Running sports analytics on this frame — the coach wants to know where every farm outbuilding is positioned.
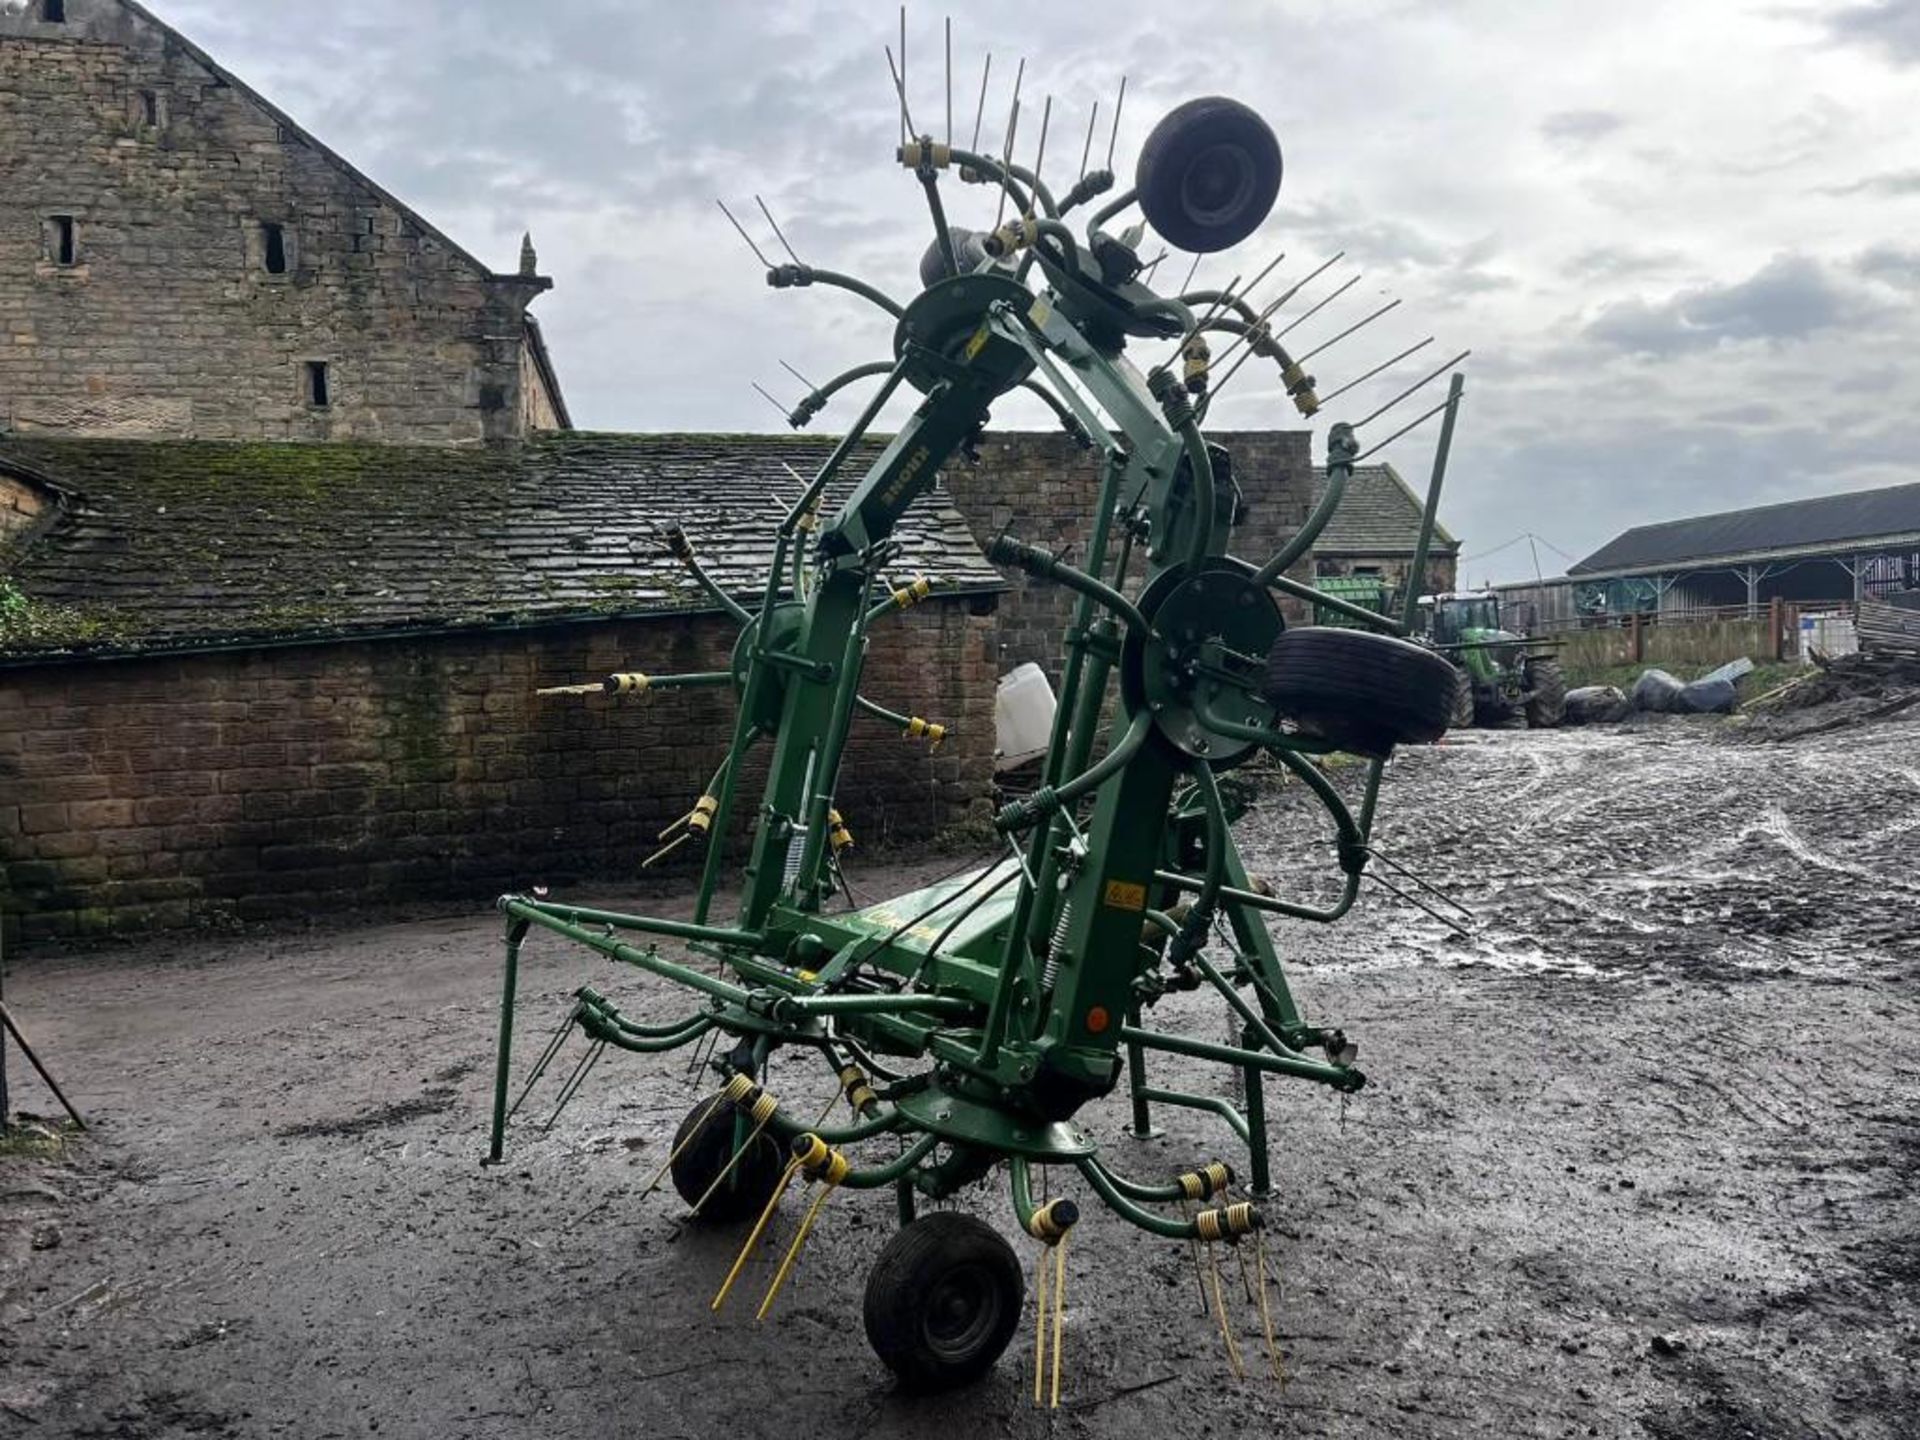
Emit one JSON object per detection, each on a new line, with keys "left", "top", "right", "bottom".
{"left": 0, "top": 428, "right": 1318, "bottom": 943}
{"left": 1498, "top": 478, "right": 1920, "bottom": 628}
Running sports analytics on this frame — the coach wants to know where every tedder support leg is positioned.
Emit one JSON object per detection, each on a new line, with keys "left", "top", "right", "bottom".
{"left": 1124, "top": 1003, "right": 1161, "bottom": 1139}
{"left": 488, "top": 918, "right": 531, "bottom": 1164}
{"left": 1242, "top": 1021, "right": 1271, "bottom": 1196}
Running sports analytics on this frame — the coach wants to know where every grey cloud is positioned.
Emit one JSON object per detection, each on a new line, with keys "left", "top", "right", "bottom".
{"left": 1827, "top": 0, "right": 1920, "bottom": 65}
{"left": 1855, "top": 243, "right": 1920, "bottom": 288}
{"left": 1585, "top": 256, "right": 1865, "bottom": 355}
{"left": 1822, "top": 168, "right": 1920, "bottom": 196}
{"left": 1567, "top": 246, "right": 1685, "bottom": 280}
{"left": 1539, "top": 110, "right": 1625, "bottom": 147}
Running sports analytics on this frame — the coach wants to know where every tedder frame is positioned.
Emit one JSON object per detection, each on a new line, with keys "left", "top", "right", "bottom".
{"left": 484, "top": 57, "right": 1468, "bottom": 1393}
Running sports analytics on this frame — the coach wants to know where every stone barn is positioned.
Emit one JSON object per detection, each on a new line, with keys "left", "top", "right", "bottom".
{"left": 0, "top": 0, "right": 566, "bottom": 443}
{"left": 0, "top": 434, "right": 1007, "bottom": 942}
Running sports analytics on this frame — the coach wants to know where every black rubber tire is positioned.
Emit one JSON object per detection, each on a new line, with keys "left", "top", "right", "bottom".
{"left": 667, "top": 1094, "right": 787, "bottom": 1223}
{"left": 1262, "top": 627, "right": 1460, "bottom": 758}
{"left": 1449, "top": 668, "right": 1475, "bottom": 730}
{"left": 1524, "top": 657, "right": 1568, "bottom": 729}
{"left": 1135, "top": 96, "right": 1282, "bottom": 253}
{"left": 863, "top": 1212, "right": 1024, "bottom": 1392}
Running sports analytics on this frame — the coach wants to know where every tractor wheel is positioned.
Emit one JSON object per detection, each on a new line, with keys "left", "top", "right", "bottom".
{"left": 1449, "top": 668, "right": 1475, "bottom": 730}
{"left": 1262, "top": 627, "right": 1460, "bottom": 758}
{"left": 1135, "top": 97, "right": 1283, "bottom": 253}
{"left": 667, "top": 1094, "right": 787, "bottom": 1223}
{"left": 1524, "top": 658, "right": 1568, "bottom": 729}
{"left": 863, "top": 1212, "right": 1024, "bottom": 1391}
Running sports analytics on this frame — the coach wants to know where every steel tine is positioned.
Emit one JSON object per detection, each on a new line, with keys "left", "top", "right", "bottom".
{"left": 751, "top": 382, "right": 793, "bottom": 422}
{"left": 1352, "top": 391, "right": 1466, "bottom": 464}
{"left": 715, "top": 199, "right": 774, "bottom": 269}
{"left": 1352, "top": 351, "right": 1472, "bottom": 429}
{"left": 541, "top": 1037, "right": 607, "bottom": 1132}
{"left": 1365, "top": 871, "right": 1470, "bottom": 938}
{"left": 1367, "top": 844, "right": 1477, "bottom": 919}
{"left": 970, "top": 52, "right": 992, "bottom": 152}
{"left": 1028, "top": 95, "right": 1053, "bottom": 216}
{"left": 1316, "top": 336, "right": 1435, "bottom": 407}
{"left": 1079, "top": 100, "right": 1100, "bottom": 180}
{"left": 1274, "top": 273, "right": 1361, "bottom": 339}
{"left": 1106, "top": 74, "right": 1127, "bottom": 170}
{"left": 1295, "top": 298, "right": 1402, "bottom": 365}
{"left": 884, "top": 44, "right": 918, "bottom": 140}
{"left": 754, "top": 196, "right": 802, "bottom": 265}
{"left": 506, "top": 1002, "right": 583, "bottom": 1123}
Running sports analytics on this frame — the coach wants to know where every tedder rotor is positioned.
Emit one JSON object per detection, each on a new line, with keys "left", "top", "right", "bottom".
{"left": 486, "top": 39, "right": 1469, "bottom": 1398}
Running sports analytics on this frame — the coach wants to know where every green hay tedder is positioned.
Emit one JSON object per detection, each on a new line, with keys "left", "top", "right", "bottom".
{"left": 486, "top": 35, "right": 1468, "bottom": 1396}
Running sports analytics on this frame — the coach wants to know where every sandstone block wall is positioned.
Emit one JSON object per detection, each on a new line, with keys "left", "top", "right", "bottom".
{"left": 0, "top": 0, "right": 551, "bottom": 444}
{"left": 0, "top": 601, "right": 995, "bottom": 942}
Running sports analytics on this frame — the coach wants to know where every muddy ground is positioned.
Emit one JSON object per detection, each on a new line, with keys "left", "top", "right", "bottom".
{"left": 1, "top": 715, "right": 1916, "bottom": 1439}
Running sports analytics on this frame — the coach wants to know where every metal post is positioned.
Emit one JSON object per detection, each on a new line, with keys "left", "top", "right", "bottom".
{"left": 487, "top": 918, "right": 530, "bottom": 1164}
{"left": 1123, "top": 1003, "right": 1159, "bottom": 1138}
{"left": 1241, "top": 1022, "right": 1270, "bottom": 1196}
{"left": 0, "top": 921, "right": 9, "bottom": 1132}
{"left": 1745, "top": 565, "right": 1760, "bottom": 619}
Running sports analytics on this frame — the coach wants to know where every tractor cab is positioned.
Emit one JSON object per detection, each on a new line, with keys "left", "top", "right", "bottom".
{"left": 1417, "top": 592, "right": 1567, "bottom": 728}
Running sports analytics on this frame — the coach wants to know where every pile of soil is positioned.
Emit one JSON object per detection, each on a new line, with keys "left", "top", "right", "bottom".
{"left": 1737, "top": 649, "right": 1920, "bottom": 741}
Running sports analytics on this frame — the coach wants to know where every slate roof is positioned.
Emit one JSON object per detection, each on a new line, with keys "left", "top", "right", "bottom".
{"left": 1569, "top": 480, "right": 1920, "bottom": 576}
{"left": 1310, "top": 464, "right": 1457, "bottom": 555}
{"left": 0, "top": 433, "right": 1003, "bottom": 661}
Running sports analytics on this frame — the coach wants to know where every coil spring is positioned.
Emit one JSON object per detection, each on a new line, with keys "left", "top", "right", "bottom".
{"left": 1039, "top": 900, "right": 1073, "bottom": 995}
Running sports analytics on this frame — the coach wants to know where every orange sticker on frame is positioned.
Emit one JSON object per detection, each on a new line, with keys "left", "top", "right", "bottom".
{"left": 1102, "top": 880, "right": 1147, "bottom": 912}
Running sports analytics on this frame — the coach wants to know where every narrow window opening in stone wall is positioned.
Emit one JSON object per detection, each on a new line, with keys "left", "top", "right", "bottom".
{"left": 138, "top": 90, "right": 159, "bottom": 128}
{"left": 42, "top": 1, "right": 67, "bottom": 22}
{"left": 48, "top": 216, "right": 76, "bottom": 267}
{"left": 305, "top": 361, "right": 331, "bottom": 409}
{"left": 262, "top": 222, "right": 288, "bottom": 275}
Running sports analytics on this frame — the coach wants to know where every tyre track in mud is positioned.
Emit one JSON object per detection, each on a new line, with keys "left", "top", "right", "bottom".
{"left": 0, "top": 719, "right": 1915, "bottom": 1439}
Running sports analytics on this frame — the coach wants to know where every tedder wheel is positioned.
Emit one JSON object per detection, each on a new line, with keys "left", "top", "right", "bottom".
{"left": 1262, "top": 626, "right": 1460, "bottom": 758}
{"left": 1524, "top": 657, "right": 1568, "bottom": 729}
{"left": 1449, "top": 667, "right": 1476, "bottom": 730}
{"left": 667, "top": 1094, "right": 787, "bottom": 1223}
{"left": 1135, "top": 96, "right": 1283, "bottom": 253}
{"left": 863, "top": 1212, "right": 1024, "bottom": 1391}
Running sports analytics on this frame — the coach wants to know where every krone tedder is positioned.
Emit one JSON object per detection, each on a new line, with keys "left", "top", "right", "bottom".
{"left": 487, "top": 47, "right": 1467, "bottom": 1396}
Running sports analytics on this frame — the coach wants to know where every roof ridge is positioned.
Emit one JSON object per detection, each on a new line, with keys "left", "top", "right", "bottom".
{"left": 110, "top": 0, "right": 506, "bottom": 282}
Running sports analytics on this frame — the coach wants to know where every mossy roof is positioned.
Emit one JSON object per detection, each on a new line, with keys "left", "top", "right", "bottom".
{"left": 0, "top": 433, "right": 1003, "bottom": 661}
{"left": 1309, "top": 464, "right": 1459, "bottom": 556}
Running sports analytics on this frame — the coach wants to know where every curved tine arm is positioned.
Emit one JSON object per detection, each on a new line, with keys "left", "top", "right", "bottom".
{"left": 681, "top": 550, "right": 753, "bottom": 626}
{"left": 945, "top": 147, "right": 1044, "bottom": 218}
{"left": 1180, "top": 288, "right": 1262, "bottom": 327}
{"left": 1085, "top": 186, "right": 1139, "bottom": 237}
{"left": 1253, "top": 423, "right": 1357, "bottom": 587}
{"left": 987, "top": 534, "right": 1148, "bottom": 637}
{"left": 837, "top": 1132, "right": 942, "bottom": 1190}
{"left": 798, "top": 360, "right": 899, "bottom": 427}
{"left": 768, "top": 265, "right": 907, "bottom": 321}
{"left": 1075, "top": 1156, "right": 1201, "bottom": 1239}
{"left": 1017, "top": 376, "right": 1092, "bottom": 443}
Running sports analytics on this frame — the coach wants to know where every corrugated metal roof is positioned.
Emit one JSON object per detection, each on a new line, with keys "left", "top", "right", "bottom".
{"left": 0, "top": 433, "right": 1003, "bottom": 660}
{"left": 1570, "top": 480, "right": 1920, "bottom": 576}
{"left": 1309, "top": 464, "right": 1457, "bottom": 555}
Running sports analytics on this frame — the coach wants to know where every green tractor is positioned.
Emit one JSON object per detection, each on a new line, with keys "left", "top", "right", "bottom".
{"left": 1419, "top": 591, "right": 1566, "bottom": 729}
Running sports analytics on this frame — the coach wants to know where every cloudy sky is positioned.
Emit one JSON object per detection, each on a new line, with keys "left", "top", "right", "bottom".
{"left": 154, "top": 0, "right": 1919, "bottom": 582}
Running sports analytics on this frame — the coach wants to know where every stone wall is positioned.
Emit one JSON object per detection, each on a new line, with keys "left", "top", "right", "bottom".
{"left": 0, "top": 0, "right": 553, "bottom": 444}
{"left": 941, "top": 430, "right": 1317, "bottom": 681}
{"left": 0, "top": 600, "right": 996, "bottom": 943}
